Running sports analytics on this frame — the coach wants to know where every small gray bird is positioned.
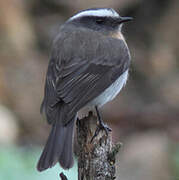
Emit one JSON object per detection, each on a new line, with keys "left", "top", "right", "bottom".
{"left": 37, "top": 8, "right": 132, "bottom": 171}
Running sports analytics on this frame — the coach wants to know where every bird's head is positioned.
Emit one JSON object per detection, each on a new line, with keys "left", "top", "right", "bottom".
{"left": 66, "top": 8, "right": 132, "bottom": 36}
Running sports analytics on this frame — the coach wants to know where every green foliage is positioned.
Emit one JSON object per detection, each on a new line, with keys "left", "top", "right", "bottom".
{"left": 0, "top": 146, "right": 77, "bottom": 180}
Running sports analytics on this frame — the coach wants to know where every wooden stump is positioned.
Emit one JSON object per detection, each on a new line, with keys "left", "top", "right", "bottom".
{"left": 76, "top": 111, "right": 121, "bottom": 180}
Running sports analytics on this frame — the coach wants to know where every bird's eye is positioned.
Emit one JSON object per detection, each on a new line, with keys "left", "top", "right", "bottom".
{"left": 95, "top": 18, "right": 105, "bottom": 24}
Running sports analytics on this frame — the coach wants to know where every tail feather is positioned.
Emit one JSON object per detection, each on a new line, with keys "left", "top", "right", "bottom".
{"left": 37, "top": 116, "right": 75, "bottom": 171}
{"left": 59, "top": 119, "right": 74, "bottom": 169}
{"left": 39, "top": 125, "right": 58, "bottom": 169}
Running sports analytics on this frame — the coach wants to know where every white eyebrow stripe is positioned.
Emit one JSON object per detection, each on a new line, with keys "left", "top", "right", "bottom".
{"left": 69, "top": 9, "right": 119, "bottom": 20}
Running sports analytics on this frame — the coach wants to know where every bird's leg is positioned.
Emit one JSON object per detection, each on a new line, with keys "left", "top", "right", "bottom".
{"left": 95, "top": 106, "right": 112, "bottom": 133}
{"left": 91, "top": 106, "right": 112, "bottom": 142}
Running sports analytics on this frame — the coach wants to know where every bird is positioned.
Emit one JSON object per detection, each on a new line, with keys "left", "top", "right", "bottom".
{"left": 37, "top": 8, "right": 132, "bottom": 172}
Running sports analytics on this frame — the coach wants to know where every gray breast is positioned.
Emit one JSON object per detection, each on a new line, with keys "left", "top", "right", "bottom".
{"left": 87, "top": 70, "right": 128, "bottom": 107}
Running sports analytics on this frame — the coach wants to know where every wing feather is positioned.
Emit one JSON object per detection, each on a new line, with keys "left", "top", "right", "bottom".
{"left": 42, "top": 28, "right": 131, "bottom": 125}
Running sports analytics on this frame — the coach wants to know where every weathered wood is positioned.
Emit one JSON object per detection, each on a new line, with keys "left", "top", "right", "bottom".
{"left": 76, "top": 111, "right": 121, "bottom": 180}
{"left": 59, "top": 172, "right": 68, "bottom": 180}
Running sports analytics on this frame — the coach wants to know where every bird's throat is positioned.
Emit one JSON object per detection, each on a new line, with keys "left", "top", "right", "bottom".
{"left": 111, "top": 31, "right": 125, "bottom": 41}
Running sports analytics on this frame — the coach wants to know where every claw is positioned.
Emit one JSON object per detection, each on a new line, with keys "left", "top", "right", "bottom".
{"left": 90, "top": 123, "right": 111, "bottom": 143}
{"left": 90, "top": 106, "right": 112, "bottom": 143}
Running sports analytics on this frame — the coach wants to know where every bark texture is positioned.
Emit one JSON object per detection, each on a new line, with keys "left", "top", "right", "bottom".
{"left": 76, "top": 111, "right": 121, "bottom": 180}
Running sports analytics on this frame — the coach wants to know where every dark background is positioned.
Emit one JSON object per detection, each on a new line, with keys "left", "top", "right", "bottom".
{"left": 0, "top": 0, "right": 178, "bottom": 179}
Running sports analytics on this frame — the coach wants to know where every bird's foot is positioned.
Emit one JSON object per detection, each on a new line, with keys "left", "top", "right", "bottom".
{"left": 90, "top": 120, "right": 111, "bottom": 143}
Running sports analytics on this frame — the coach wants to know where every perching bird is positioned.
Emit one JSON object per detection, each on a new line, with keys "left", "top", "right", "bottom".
{"left": 37, "top": 8, "right": 132, "bottom": 172}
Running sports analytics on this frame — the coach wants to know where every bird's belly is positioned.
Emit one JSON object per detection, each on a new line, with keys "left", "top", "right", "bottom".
{"left": 88, "top": 70, "right": 128, "bottom": 107}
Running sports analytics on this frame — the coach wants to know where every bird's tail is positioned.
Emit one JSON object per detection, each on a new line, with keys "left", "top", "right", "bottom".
{"left": 37, "top": 116, "right": 75, "bottom": 171}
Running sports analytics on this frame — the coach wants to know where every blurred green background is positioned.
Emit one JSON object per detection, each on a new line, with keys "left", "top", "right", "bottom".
{"left": 0, "top": 0, "right": 179, "bottom": 179}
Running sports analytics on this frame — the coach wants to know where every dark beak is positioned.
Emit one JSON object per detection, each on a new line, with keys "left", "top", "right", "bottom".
{"left": 119, "top": 16, "right": 133, "bottom": 24}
